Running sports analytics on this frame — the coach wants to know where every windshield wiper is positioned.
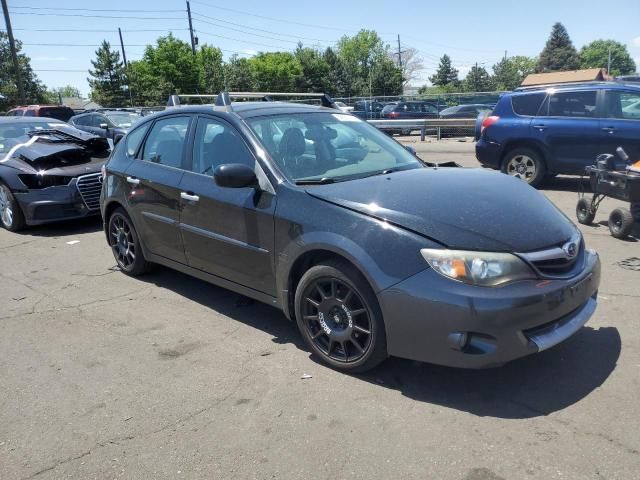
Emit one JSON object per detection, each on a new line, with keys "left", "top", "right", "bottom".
{"left": 295, "top": 177, "right": 335, "bottom": 185}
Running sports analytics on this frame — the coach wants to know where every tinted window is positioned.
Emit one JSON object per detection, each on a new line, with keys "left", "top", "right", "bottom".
{"left": 511, "top": 93, "right": 545, "bottom": 116}
{"left": 381, "top": 104, "right": 396, "bottom": 113}
{"left": 604, "top": 90, "right": 640, "bottom": 120}
{"left": 24, "top": 110, "right": 35, "bottom": 117}
{"left": 191, "top": 117, "right": 254, "bottom": 176}
{"left": 126, "top": 123, "right": 150, "bottom": 157}
{"left": 73, "top": 116, "right": 88, "bottom": 126}
{"left": 39, "top": 107, "right": 73, "bottom": 121}
{"left": 547, "top": 90, "right": 597, "bottom": 118}
{"left": 91, "top": 114, "right": 107, "bottom": 127}
{"left": 421, "top": 103, "right": 438, "bottom": 113}
{"left": 141, "top": 116, "right": 190, "bottom": 169}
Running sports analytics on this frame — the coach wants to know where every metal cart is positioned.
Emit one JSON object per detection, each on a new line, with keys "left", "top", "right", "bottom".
{"left": 576, "top": 148, "right": 640, "bottom": 239}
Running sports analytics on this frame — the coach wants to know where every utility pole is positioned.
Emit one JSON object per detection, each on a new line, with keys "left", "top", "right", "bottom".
{"left": 1, "top": 0, "right": 25, "bottom": 104}
{"left": 504, "top": 50, "right": 507, "bottom": 61}
{"left": 186, "top": 1, "right": 196, "bottom": 56}
{"left": 118, "top": 27, "right": 134, "bottom": 107}
{"left": 397, "top": 34, "right": 403, "bottom": 70}
{"left": 607, "top": 46, "right": 612, "bottom": 75}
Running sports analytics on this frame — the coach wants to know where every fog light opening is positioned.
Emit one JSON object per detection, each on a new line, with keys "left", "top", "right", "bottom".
{"left": 447, "top": 332, "right": 469, "bottom": 351}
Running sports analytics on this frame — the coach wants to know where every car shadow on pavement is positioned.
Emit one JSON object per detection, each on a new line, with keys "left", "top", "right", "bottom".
{"left": 137, "top": 266, "right": 307, "bottom": 350}
{"left": 132, "top": 266, "right": 620, "bottom": 420}
{"left": 16, "top": 216, "right": 103, "bottom": 237}
{"left": 540, "top": 176, "right": 587, "bottom": 193}
{"left": 358, "top": 325, "right": 620, "bottom": 419}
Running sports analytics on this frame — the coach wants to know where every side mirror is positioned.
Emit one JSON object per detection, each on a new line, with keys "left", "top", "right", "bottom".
{"left": 100, "top": 123, "right": 109, "bottom": 130}
{"left": 113, "top": 134, "right": 124, "bottom": 145}
{"left": 214, "top": 163, "right": 258, "bottom": 189}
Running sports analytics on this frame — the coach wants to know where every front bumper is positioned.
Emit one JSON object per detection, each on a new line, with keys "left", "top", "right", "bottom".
{"left": 14, "top": 181, "right": 100, "bottom": 226}
{"left": 378, "top": 249, "right": 600, "bottom": 368}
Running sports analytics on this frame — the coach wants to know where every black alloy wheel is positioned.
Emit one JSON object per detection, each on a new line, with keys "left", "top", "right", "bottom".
{"left": 295, "top": 262, "right": 387, "bottom": 372}
{"left": 108, "top": 208, "right": 149, "bottom": 275}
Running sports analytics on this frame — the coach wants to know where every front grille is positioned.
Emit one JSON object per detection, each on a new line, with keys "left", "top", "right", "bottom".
{"left": 517, "top": 232, "right": 584, "bottom": 279}
{"left": 76, "top": 173, "right": 102, "bottom": 210}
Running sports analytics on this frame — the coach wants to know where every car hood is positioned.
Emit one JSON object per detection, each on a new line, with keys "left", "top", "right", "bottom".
{"left": 305, "top": 167, "right": 576, "bottom": 252}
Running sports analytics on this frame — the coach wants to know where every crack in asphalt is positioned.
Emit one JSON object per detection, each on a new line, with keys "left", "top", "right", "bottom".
{"left": 22, "top": 450, "right": 92, "bottom": 480}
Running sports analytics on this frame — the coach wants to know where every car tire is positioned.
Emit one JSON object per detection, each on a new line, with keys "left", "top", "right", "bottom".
{"left": 608, "top": 208, "right": 634, "bottom": 239}
{"left": 107, "top": 207, "right": 150, "bottom": 276}
{"left": 501, "top": 148, "right": 546, "bottom": 187}
{"left": 0, "top": 181, "right": 26, "bottom": 232}
{"left": 294, "top": 260, "right": 387, "bottom": 373}
{"left": 576, "top": 197, "right": 596, "bottom": 225}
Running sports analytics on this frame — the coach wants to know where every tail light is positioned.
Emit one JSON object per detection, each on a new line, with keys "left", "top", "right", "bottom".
{"left": 481, "top": 115, "right": 500, "bottom": 134}
{"left": 388, "top": 111, "right": 400, "bottom": 118}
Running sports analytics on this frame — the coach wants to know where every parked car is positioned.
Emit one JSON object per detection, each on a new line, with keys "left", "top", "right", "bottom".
{"left": 351, "top": 100, "right": 385, "bottom": 120}
{"left": 439, "top": 104, "right": 494, "bottom": 136}
{"left": 334, "top": 101, "right": 353, "bottom": 113}
{"left": 70, "top": 110, "right": 141, "bottom": 142}
{"left": 0, "top": 117, "right": 110, "bottom": 231}
{"left": 100, "top": 93, "right": 600, "bottom": 373}
{"left": 6, "top": 104, "right": 75, "bottom": 122}
{"left": 380, "top": 101, "right": 439, "bottom": 135}
{"left": 476, "top": 82, "right": 640, "bottom": 186}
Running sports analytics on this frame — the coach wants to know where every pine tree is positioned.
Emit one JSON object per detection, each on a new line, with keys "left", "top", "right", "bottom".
{"left": 88, "top": 40, "right": 127, "bottom": 107}
{"left": 537, "top": 23, "right": 581, "bottom": 73}
{"left": 462, "top": 65, "right": 494, "bottom": 92}
{"left": 429, "top": 54, "right": 459, "bottom": 87}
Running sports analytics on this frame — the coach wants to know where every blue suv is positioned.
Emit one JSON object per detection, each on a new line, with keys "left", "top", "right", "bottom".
{"left": 476, "top": 82, "right": 640, "bottom": 186}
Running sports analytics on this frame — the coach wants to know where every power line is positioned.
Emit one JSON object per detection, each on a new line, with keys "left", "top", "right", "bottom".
{"left": 192, "top": 15, "right": 299, "bottom": 46}
{"left": 193, "top": 20, "right": 295, "bottom": 50}
{"left": 15, "top": 28, "right": 190, "bottom": 33}
{"left": 11, "top": 12, "right": 183, "bottom": 20}
{"left": 12, "top": 6, "right": 184, "bottom": 13}
{"left": 192, "top": 10, "right": 333, "bottom": 44}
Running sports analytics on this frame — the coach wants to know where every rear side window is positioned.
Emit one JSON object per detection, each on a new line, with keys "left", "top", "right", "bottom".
{"left": 39, "top": 107, "right": 73, "bottom": 122}
{"left": 24, "top": 110, "right": 35, "bottom": 117}
{"left": 511, "top": 93, "right": 545, "bottom": 116}
{"left": 142, "top": 116, "right": 190, "bottom": 169}
{"left": 604, "top": 90, "right": 640, "bottom": 120}
{"left": 126, "top": 123, "right": 150, "bottom": 157}
{"left": 547, "top": 90, "right": 597, "bottom": 118}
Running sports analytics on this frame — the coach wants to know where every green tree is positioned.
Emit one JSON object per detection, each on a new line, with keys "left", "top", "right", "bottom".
{"left": 462, "top": 65, "right": 494, "bottom": 92}
{"left": 198, "top": 45, "right": 225, "bottom": 93}
{"left": 141, "top": 34, "right": 200, "bottom": 95}
{"left": 249, "top": 52, "right": 301, "bottom": 91}
{"left": 294, "top": 44, "right": 330, "bottom": 93}
{"left": 323, "top": 47, "right": 349, "bottom": 97}
{"left": 88, "top": 40, "right": 127, "bottom": 107}
{"left": 0, "top": 32, "right": 48, "bottom": 110}
{"left": 429, "top": 54, "right": 459, "bottom": 88}
{"left": 127, "top": 60, "right": 169, "bottom": 106}
{"left": 492, "top": 56, "right": 537, "bottom": 90}
{"left": 580, "top": 39, "right": 636, "bottom": 76}
{"left": 336, "top": 30, "right": 402, "bottom": 97}
{"left": 537, "top": 22, "right": 581, "bottom": 72}
{"left": 223, "top": 54, "right": 254, "bottom": 91}
{"left": 45, "top": 85, "right": 82, "bottom": 103}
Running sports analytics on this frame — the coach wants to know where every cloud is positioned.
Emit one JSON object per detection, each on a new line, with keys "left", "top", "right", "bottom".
{"left": 632, "top": 36, "right": 640, "bottom": 48}
{"left": 32, "top": 56, "right": 69, "bottom": 62}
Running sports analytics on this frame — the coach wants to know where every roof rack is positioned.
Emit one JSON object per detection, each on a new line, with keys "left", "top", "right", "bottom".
{"left": 514, "top": 81, "right": 613, "bottom": 91}
{"left": 166, "top": 91, "right": 338, "bottom": 110}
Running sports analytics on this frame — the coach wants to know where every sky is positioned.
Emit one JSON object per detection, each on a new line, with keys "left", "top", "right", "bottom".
{"left": 3, "top": 0, "right": 640, "bottom": 97}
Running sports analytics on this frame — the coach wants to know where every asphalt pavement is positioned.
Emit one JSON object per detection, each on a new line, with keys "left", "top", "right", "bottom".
{"left": 1, "top": 139, "right": 639, "bottom": 479}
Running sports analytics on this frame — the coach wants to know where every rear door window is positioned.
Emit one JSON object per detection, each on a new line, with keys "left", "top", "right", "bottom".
{"left": 604, "top": 90, "right": 640, "bottom": 120}
{"left": 511, "top": 93, "right": 546, "bottom": 116}
{"left": 547, "top": 90, "right": 597, "bottom": 118}
{"left": 141, "top": 116, "right": 191, "bottom": 169}
{"left": 126, "top": 123, "right": 150, "bottom": 157}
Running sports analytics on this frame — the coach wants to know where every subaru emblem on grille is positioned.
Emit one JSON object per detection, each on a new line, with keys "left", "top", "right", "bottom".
{"left": 563, "top": 241, "right": 578, "bottom": 259}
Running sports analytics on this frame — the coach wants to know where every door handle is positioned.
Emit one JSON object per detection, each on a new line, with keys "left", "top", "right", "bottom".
{"left": 126, "top": 176, "right": 140, "bottom": 185}
{"left": 180, "top": 192, "right": 200, "bottom": 202}
{"left": 601, "top": 127, "right": 616, "bottom": 133}
{"left": 532, "top": 124, "right": 546, "bottom": 130}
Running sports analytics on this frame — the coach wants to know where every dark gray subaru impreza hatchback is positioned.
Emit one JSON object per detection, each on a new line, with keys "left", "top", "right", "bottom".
{"left": 100, "top": 92, "right": 600, "bottom": 372}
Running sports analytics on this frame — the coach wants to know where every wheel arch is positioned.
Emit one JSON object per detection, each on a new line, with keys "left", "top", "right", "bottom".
{"left": 283, "top": 248, "right": 378, "bottom": 322}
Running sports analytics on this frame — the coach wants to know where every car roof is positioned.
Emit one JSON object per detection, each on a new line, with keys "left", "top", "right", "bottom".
{"left": 512, "top": 82, "right": 640, "bottom": 96}
{"left": 139, "top": 101, "right": 335, "bottom": 120}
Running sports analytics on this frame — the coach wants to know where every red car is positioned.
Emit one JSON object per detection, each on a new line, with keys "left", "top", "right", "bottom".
{"left": 7, "top": 105, "right": 75, "bottom": 122}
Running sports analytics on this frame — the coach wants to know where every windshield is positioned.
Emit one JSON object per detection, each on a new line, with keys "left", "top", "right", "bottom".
{"left": 0, "top": 120, "right": 68, "bottom": 154}
{"left": 246, "top": 112, "right": 424, "bottom": 183}
{"left": 106, "top": 112, "right": 140, "bottom": 128}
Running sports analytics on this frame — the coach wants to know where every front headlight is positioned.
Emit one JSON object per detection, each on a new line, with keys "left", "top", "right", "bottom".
{"left": 420, "top": 249, "right": 536, "bottom": 287}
